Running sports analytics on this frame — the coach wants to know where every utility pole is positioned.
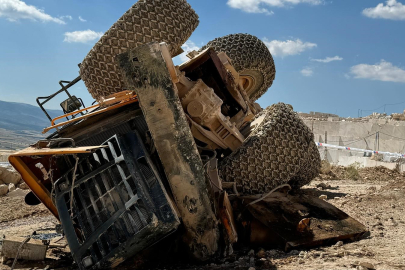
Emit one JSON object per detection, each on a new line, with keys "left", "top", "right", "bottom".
{"left": 374, "top": 132, "right": 380, "bottom": 152}
{"left": 324, "top": 131, "right": 328, "bottom": 162}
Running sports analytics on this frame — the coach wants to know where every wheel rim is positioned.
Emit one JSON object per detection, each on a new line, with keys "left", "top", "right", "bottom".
{"left": 240, "top": 75, "right": 256, "bottom": 96}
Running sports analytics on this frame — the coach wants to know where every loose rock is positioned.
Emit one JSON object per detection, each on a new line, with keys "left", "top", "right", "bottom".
{"left": 0, "top": 166, "right": 21, "bottom": 185}
{"left": 0, "top": 184, "right": 8, "bottom": 196}
{"left": 249, "top": 257, "right": 255, "bottom": 267}
{"left": 268, "top": 250, "right": 278, "bottom": 257}
{"left": 289, "top": 250, "right": 300, "bottom": 255}
{"left": 334, "top": 241, "right": 343, "bottom": 247}
{"left": 298, "top": 251, "right": 308, "bottom": 258}
{"left": 8, "top": 183, "right": 16, "bottom": 192}
{"left": 8, "top": 188, "right": 26, "bottom": 197}
{"left": 319, "top": 195, "right": 327, "bottom": 200}
{"left": 359, "top": 262, "right": 376, "bottom": 269}
{"left": 256, "top": 249, "right": 266, "bottom": 258}
{"left": 316, "top": 183, "right": 332, "bottom": 190}
{"left": 18, "top": 182, "right": 29, "bottom": 190}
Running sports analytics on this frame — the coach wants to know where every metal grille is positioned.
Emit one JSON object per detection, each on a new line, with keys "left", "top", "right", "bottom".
{"left": 55, "top": 132, "right": 179, "bottom": 269}
{"left": 76, "top": 122, "right": 132, "bottom": 147}
{"left": 75, "top": 116, "right": 149, "bottom": 148}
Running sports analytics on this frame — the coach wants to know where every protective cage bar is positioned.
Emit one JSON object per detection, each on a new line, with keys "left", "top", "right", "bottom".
{"left": 37, "top": 76, "right": 83, "bottom": 123}
{"left": 55, "top": 132, "right": 180, "bottom": 269}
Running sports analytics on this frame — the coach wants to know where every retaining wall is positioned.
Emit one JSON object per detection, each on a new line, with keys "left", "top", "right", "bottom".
{"left": 304, "top": 119, "right": 405, "bottom": 171}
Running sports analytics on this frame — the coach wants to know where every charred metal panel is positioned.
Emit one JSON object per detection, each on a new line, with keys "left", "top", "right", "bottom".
{"left": 238, "top": 191, "right": 368, "bottom": 251}
{"left": 55, "top": 132, "right": 179, "bottom": 269}
{"left": 116, "top": 43, "right": 219, "bottom": 261}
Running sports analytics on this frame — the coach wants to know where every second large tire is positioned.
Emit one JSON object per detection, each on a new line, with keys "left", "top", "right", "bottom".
{"left": 80, "top": 0, "right": 199, "bottom": 101}
{"left": 219, "top": 103, "right": 320, "bottom": 195}
{"left": 201, "top": 34, "right": 276, "bottom": 102}
{"left": 288, "top": 141, "right": 321, "bottom": 189}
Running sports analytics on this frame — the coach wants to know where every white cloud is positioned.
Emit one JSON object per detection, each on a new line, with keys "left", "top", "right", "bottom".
{"left": 363, "top": 0, "right": 405, "bottom": 20}
{"left": 311, "top": 56, "right": 343, "bottom": 63}
{"left": 78, "top": 16, "right": 86, "bottom": 22}
{"left": 227, "top": 0, "right": 323, "bottom": 15}
{"left": 178, "top": 40, "right": 200, "bottom": 62}
{"left": 64, "top": 30, "right": 103, "bottom": 43}
{"left": 263, "top": 38, "right": 317, "bottom": 57}
{"left": 301, "top": 67, "right": 314, "bottom": 77}
{"left": 350, "top": 60, "right": 405, "bottom": 83}
{"left": 0, "top": 0, "right": 65, "bottom": 24}
{"left": 59, "top": 15, "right": 72, "bottom": 21}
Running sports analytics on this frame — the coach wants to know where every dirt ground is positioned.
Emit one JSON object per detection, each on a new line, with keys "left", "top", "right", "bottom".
{"left": 1, "top": 168, "right": 405, "bottom": 270}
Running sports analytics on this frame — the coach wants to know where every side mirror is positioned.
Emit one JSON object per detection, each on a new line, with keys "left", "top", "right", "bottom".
{"left": 60, "top": 96, "right": 82, "bottom": 114}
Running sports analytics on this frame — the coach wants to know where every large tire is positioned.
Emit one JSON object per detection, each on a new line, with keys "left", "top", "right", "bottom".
{"left": 288, "top": 141, "right": 321, "bottom": 189}
{"left": 80, "top": 0, "right": 199, "bottom": 101}
{"left": 219, "top": 103, "right": 319, "bottom": 195}
{"left": 201, "top": 34, "right": 275, "bottom": 101}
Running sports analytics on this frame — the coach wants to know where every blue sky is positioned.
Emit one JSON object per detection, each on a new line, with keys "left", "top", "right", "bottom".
{"left": 0, "top": 0, "right": 404, "bottom": 117}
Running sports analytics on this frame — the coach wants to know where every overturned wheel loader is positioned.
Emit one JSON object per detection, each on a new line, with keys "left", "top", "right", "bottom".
{"left": 9, "top": 0, "right": 367, "bottom": 269}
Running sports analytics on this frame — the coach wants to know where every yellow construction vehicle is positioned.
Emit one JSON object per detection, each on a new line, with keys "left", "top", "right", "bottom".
{"left": 9, "top": 1, "right": 367, "bottom": 269}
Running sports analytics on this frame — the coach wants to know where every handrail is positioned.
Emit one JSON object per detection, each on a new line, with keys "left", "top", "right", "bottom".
{"left": 51, "top": 104, "right": 100, "bottom": 126}
{"left": 43, "top": 91, "right": 138, "bottom": 134}
{"left": 36, "top": 76, "right": 82, "bottom": 122}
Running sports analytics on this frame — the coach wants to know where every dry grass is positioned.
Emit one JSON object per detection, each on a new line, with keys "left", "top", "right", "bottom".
{"left": 344, "top": 162, "right": 361, "bottom": 180}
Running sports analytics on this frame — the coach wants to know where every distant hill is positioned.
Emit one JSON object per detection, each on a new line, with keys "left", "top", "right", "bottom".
{"left": 0, "top": 100, "right": 62, "bottom": 131}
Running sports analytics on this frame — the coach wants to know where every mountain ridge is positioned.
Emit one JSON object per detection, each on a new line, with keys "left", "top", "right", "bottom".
{"left": 0, "top": 100, "right": 62, "bottom": 131}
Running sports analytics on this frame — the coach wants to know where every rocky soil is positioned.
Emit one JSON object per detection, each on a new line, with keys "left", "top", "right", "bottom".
{"left": 1, "top": 167, "right": 404, "bottom": 270}
{"left": 316, "top": 162, "right": 405, "bottom": 182}
{"left": 0, "top": 165, "right": 30, "bottom": 196}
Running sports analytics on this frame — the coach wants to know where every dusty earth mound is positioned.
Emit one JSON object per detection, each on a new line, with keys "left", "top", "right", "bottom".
{"left": 317, "top": 163, "right": 405, "bottom": 182}
{"left": 0, "top": 190, "right": 48, "bottom": 223}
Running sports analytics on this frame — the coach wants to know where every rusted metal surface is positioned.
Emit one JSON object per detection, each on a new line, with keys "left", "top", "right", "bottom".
{"left": 219, "top": 192, "right": 238, "bottom": 244}
{"left": 238, "top": 190, "right": 368, "bottom": 251}
{"left": 117, "top": 42, "right": 219, "bottom": 261}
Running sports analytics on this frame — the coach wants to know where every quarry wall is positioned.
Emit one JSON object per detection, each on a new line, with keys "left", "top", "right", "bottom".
{"left": 303, "top": 119, "right": 405, "bottom": 171}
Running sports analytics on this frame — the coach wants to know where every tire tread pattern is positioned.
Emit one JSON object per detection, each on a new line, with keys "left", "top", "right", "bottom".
{"left": 201, "top": 34, "right": 276, "bottom": 101}
{"left": 80, "top": 0, "right": 199, "bottom": 101}
{"left": 220, "top": 103, "right": 320, "bottom": 195}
